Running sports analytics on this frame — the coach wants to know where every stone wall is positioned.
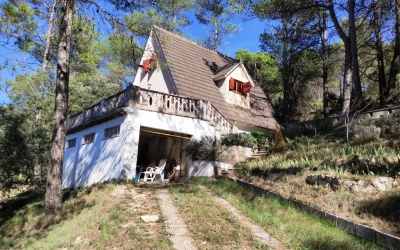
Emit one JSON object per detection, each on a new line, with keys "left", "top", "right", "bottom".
{"left": 220, "top": 146, "right": 253, "bottom": 168}
{"left": 306, "top": 174, "right": 398, "bottom": 192}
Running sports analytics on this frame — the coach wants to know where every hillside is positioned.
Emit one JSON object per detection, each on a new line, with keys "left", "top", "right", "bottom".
{"left": 235, "top": 114, "right": 400, "bottom": 237}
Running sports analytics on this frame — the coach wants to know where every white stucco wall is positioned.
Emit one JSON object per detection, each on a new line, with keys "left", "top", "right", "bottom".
{"left": 63, "top": 107, "right": 219, "bottom": 188}
{"left": 188, "top": 160, "right": 215, "bottom": 178}
{"left": 136, "top": 108, "right": 217, "bottom": 140}
{"left": 132, "top": 31, "right": 176, "bottom": 94}
{"left": 63, "top": 116, "right": 130, "bottom": 188}
{"left": 219, "top": 66, "right": 251, "bottom": 108}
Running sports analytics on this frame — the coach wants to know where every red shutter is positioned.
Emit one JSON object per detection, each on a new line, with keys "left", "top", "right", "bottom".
{"left": 242, "top": 82, "right": 251, "bottom": 94}
{"left": 229, "top": 77, "right": 235, "bottom": 90}
{"left": 143, "top": 59, "right": 150, "bottom": 72}
{"left": 150, "top": 53, "right": 158, "bottom": 70}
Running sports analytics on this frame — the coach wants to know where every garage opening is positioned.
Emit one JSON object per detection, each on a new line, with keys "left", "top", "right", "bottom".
{"left": 136, "top": 127, "right": 192, "bottom": 181}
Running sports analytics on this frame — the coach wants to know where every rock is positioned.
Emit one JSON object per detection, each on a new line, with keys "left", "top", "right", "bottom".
{"left": 75, "top": 236, "right": 82, "bottom": 244}
{"left": 330, "top": 177, "right": 340, "bottom": 191}
{"left": 306, "top": 175, "right": 318, "bottom": 185}
{"left": 372, "top": 179, "right": 387, "bottom": 191}
{"left": 317, "top": 178, "right": 330, "bottom": 188}
{"left": 372, "top": 177, "right": 396, "bottom": 191}
{"left": 341, "top": 180, "right": 354, "bottom": 189}
{"left": 269, "top": 172, "right": 287, "bottom": 181}
{"left": 363, "top": 185, "right": 376, "bottom": 193}
{"left": 141, "top": 215, "right": 159, "bottom": 222}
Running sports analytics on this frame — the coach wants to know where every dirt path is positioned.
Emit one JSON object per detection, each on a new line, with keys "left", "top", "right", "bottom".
{"left": 199, "top": 186, "right": 288, "bottom": 250}
{"left": 156, "top": 185, "right": 198, "bottom": 250}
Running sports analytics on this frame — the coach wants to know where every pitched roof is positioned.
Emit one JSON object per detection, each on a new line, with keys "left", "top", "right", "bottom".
{"left": 213, "top": 62, "right": 239, "bottom": 80}
{"left": 153, "top": 26, "right": 279, "bottom": 130}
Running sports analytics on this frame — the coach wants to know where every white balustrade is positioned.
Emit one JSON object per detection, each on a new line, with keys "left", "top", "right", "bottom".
{"left": 67, "top": 87, "right": 233, "bottom": 134}
{"left": 209, "top": 106, "right": 233, "bottom": 135}
{"left": 139, "top": 89, "right": 199, "bottom": 115}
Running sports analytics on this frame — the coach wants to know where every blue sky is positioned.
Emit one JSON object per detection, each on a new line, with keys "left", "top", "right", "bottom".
{"left": 195, "top": 18, "right": 266, "bottom": 57}
{"left": 0, "top": 12, "right": 266, "bottom": 104}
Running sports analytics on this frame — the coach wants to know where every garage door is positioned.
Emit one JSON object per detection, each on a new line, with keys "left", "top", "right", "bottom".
{"left": 140, "top": 127, "right": 192, "bottom": 140}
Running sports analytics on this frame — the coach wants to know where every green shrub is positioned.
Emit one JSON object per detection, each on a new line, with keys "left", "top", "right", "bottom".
{"left": 185, "top": 136, "right": 224, "bottom": 161}
{"left": 374, "top": 115, "right": 400, "bottom": 139}
{"left": 251, "top": 131, "right": 273, "bottom": 150}
{"left": 351, "top": 125, "right": 381, "bottom": 144}
{"left": 220, "top": 133, "right": 257, "bottom": 149}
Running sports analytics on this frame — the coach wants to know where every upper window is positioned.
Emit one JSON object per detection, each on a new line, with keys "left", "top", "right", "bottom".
{"left": 104, "top": 125, "right": 120, "bottom": 139}
{"left": 142, "top": 53, "right": 158, "bottom": 72}
{"left": 83, "top": 133, "right": 95, "bottom": 144}
{"left": 67, "top": 138, "right": 76, "bottom": 148}
{"left": 229, "top": 78, "right": 251, "bottom": 95}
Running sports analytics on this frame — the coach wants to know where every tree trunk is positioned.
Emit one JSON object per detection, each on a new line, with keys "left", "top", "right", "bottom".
{"left": 386, "top": 0, "right": 400, "bottom": 103}
{"left": 41, "top": 0, "right": 57, "bottom": 71}
{"left": 213, "top": 19, "right": 218, "bottom": 50}
{"left": 327, "top": 2, "right": 352, "bottom": 115}
{"left": 348, "top": 0, "right": 363, "bottom": 107}
{"left": 342, "top": 42, "right": 352, "bottom": 116}
{"left": 34, "top": 0, "right": 58, "bottom": 188}
{"left": 322, "top": 3, "right": 329, "bottom": 118}
{"left": 372, "top": 0, "right": 386, "bottom": 106}
{"left": 45, "top": 0, "right": 74, "bottom": 216}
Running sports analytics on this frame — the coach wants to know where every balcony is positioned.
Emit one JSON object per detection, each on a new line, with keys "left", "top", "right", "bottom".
{"left": 67, "top": 85, "right": 233, "bottom": 135}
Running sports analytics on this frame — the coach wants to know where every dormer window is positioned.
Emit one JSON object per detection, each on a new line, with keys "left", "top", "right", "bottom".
{"left": 229, "top": 77, "right": 250, "bottom": 95}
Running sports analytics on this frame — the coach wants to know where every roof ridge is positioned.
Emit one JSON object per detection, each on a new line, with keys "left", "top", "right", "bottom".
{"left": 153, "top": 25, "right": 237, "bottom": 63}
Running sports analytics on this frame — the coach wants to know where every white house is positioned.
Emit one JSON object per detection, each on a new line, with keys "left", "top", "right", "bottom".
{"left": 62, "top": 26, "right": 279, "bottom": 188}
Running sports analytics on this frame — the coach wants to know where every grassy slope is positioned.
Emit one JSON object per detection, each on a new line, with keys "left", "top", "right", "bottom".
{"left": 1, "top": 179, "right": 384, "bottom": 250}
{"left": 236, "top": 116, "right": 400, "bottom": 237}
{"left": 192, "top": 178, "right": 382, "bottom": 250}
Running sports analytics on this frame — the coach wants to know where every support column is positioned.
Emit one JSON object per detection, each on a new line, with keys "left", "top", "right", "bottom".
{"left": 122, "top": 108, "right": 141, "bottom": 180}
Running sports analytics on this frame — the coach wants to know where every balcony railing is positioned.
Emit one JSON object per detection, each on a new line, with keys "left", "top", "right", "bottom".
{"left": 138, "top": 89, "right": 200, "bottom": 115}
{"left": 67, "top": 85, "right": 233, "bottom": 134}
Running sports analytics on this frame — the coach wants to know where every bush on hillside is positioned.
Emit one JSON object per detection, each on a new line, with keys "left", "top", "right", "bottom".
{"left": 351, "top": 125, "right": 381, "bottom": 144}
{"left": 274, "top": 128, "right": 286, "bottom": 152}
{"left": 185, "top": 136, "right": 224, "bottom": 161}
{"left": 220, "top": 133, "right": 257, "bottom": 149}
{"left": 373, "top": 115, "right": 400, "bottom": 140}
{"left": 251, "top": 131, "right": 273, "bottom": 151}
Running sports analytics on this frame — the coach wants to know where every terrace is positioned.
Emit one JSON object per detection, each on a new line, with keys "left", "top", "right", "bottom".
{"left": 67, "top": 85, "right": 233, "bottom": 135}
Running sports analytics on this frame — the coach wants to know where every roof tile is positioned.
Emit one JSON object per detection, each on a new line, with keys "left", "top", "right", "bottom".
{"left": 154, "top": 26, "right": 279, "bottom": 130}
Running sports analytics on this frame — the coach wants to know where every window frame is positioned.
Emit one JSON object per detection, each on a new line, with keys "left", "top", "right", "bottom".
{"left": 67, "top": 138, "right": 76, "bottom": 148}
{"left": 229, "top": 77, "right": 250, "bottom": 95}
{"left": 230, "top": 79, "right": 243, "bottom": 94}
{"left": 83, "top": 132, "right": 95, "bottom": 144}
{"left": 104, "top": 125, "right": 120, "bottom": 139}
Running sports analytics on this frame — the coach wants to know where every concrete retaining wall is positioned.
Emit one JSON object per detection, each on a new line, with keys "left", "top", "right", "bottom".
{"left": 228, "top": 177, "right": 400, "bottom": 249}
{"left": 220, "top": 146, "right": 253, "bottom": 167}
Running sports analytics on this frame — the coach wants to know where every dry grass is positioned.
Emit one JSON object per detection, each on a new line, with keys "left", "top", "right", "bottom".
{"left": 0, "top": 184, "right": 113, "bottom": 249}
{"left": 87, "top": 183, "right": 172, "bottom": 249}
{"left": 0, "top": 182, "right": 172, "bottom": 250}
{"left": 236, "top": 155, "right": 400, "bottom": 237}
{"left": 168, "top": 183, "right": 270, "bottom": 249}
{"left": 194, "top": 178, "right": 383, "bottom": 250}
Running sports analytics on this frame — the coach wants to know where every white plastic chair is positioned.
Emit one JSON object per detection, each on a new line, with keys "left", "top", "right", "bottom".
{"left": 143, "top": 159, "right": 167, "bottom": 182}
{"left": 139, "top": 160, "right": 156, "bottom": 180}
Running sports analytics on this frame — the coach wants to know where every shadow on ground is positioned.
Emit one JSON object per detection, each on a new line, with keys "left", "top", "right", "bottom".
{"left": 357, "top": 191, "right": 400, "bottom": 234}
